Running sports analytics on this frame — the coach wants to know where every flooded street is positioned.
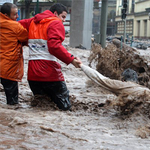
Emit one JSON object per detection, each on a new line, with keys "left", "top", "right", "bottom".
{"left": 0, "top": 38, "right": 150, "bottom": 150}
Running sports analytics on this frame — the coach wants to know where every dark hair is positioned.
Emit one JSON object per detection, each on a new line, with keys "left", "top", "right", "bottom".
{"left": 0, "top": 2, "right": 17, "bottom": 16}
{"left": 121, "top": 68, "right": 138, "bottom": 83}
{"left": 50, "top": 3, "right": 68, "bottom": 15}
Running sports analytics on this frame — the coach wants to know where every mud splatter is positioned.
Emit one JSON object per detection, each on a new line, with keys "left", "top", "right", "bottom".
{"left": 106, "top": 93, "right": 150, "bottom": 118}
{"left": 89, "top": 40, "right": 150, "bottom": 88}
{"left": 136, "top": 124, "right": 150, "bottom": 139}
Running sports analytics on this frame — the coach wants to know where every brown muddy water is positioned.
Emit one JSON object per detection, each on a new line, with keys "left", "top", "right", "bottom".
{"left": 0, "top": 39, "right": 150, "bottom": 150}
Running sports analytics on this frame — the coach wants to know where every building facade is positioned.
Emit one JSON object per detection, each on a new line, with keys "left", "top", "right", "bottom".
{"left": 93, "top": 0, "right": 116, "bottom": 36}
{"left": 115, "top": 0, "right": 150, "bottom": 39}
{"left": 16, "top": 0, "right": 71, "bottom": 19}
{"left": 107, "top": 0, "right": 116, "bottom": 36}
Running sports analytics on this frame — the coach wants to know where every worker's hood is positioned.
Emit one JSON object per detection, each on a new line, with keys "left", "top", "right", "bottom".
{"left": 33, "top": 10, "right": 57, "bottom": 24}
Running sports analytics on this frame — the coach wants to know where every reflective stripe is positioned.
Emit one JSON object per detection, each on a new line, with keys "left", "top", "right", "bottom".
{"left": 28, "top": 39, "right": 56, "bottom": 61}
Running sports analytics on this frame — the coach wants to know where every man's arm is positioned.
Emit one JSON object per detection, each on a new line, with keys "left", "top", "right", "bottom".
{"left": 18, "top": 18, "right": 33, "bottom": 31}
{"left": 18, "top": 18, "right": 33, "bottom": 45}
{"left": 16, "top": 22, "right": 28, "bottom": 42}
{"left": 47, "top": 20, "right": 77, "bottom": 65}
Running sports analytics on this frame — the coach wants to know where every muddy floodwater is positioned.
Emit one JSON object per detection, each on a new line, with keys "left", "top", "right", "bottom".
{"left": 0, "top": 38, "right": 150, "bottom": 150}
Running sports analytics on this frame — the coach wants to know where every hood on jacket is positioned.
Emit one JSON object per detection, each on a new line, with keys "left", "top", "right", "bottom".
{"left": 0, "top": 12, "right": 12, "bottom": 22}
{"left": 34, "top": 10, "right": 56, "bottom": 24}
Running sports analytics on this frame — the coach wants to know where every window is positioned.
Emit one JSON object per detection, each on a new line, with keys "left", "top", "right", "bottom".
{"left": 117, "top": 21, "right": 124, "bottom": 34}
{"left": 131, "top": 0, "right": 135, "bottom": 13}
{"left": 116, "top": 20, "right": 133, "bottom": 35}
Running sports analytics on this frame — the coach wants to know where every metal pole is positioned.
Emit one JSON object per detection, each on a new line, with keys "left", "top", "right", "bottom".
{"left": 35, "top": 0, "right": 39, "bottom": 15}
{"left": 100, "top": 0, "right": 108, "bottom": 48}
{"left": 130, "top": 36, "right": 133, "bottom": 47}
{"left": 120, "top": 36, "right": 122, "bottom": 50}
{"left": 123, "top": 18, "right": 126, "bottom": 43}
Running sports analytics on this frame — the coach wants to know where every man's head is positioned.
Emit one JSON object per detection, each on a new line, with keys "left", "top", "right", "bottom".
{"left": 50, "top": 3, "right": 68, "bottom": 22}
{"left": 0, "top": 2, "right": 18, "bottom": 21}
{"left": 121, "top": 68, "right": 138, "bottom": 83}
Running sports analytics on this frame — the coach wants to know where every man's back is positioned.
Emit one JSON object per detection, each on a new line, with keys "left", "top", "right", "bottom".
{"left": 0, "top": 13, "right": 27, "bottom": 57}
{"left": 0, "top": 2, "right": 28, "bottom": 105}
{"left": 0, "top": 12, "right": 28, "bottom": 81}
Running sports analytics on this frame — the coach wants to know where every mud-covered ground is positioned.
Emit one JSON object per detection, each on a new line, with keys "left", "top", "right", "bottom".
{"left": 0, "top": 38, "right": 150, "bottom": 150}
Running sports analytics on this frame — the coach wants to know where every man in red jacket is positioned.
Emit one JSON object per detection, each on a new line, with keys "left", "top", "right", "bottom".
{"left": 19, "top": 3, "right": 81, "bottom": 110}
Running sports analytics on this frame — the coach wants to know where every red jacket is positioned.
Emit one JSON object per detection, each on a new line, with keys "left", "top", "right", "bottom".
{"left": 19, "top": 10, "right": 74, "bottom": 81}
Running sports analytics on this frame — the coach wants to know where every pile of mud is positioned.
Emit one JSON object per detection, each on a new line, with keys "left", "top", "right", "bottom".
{"left": 89, "top": 39, "right": 150, "bottom": 88}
